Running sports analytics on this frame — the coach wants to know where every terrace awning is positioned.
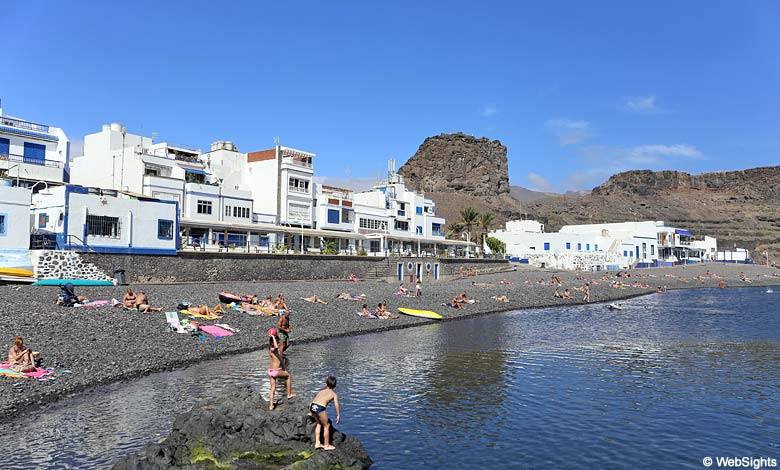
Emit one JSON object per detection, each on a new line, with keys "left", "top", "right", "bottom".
{"left": 675, "top": 228, "right": 692, "bottom": 237}
{"left": 185, "top": 168, "right": 210, "bottom": 176}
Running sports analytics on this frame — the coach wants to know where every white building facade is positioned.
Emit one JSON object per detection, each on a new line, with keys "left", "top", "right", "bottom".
{"left": 0, "top": 105, "right": 70, "bottom": 187}
{"left": 31, "top": 185, "right": 178, "bottom": 255}
{"left": 0, "top": 184, "right": 34, "bottom": 269}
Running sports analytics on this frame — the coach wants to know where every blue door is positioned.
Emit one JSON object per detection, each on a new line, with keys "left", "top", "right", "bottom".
{"left": 635, "top": 246, "right": 640, "bottom": 259}
{"left": 397, "top": 263, "right": 403, "bottom": 281}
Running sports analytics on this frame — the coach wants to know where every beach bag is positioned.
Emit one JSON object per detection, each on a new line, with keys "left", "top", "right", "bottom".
{"left": 177, "top": 302, "right": 190, "bottom": 311}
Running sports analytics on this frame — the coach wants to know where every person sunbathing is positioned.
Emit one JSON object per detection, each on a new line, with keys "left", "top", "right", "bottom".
{"left": 445, "top": 296, "right": 464, "bottom": 309}
{"left": 553, "top": 287, "right": 562, "bottom": 298}
{"left": 188, "top": 304, "right": 224, "bottom": 317}
{"left": 492, "top": 295, "right": 509, "bottom": 302}
{"left": 499, "top": 279, "right": 513, "bottom": 285}
{"left": 274, "top": 294, "right": 288, "bottom": 310}
{"left": 122, "top": 288, "right": 138, "bottom": 308}
{"left": 375, "top": 302, "right": 399, "bottom": 319}
{"left": 347, "top": 271, "right": 361, "bottom": 282}
{"left": 8, "top": 336, "right": 36, "bottom": 373}
{"left": 456, "top": 292, "right": 476, "bottom": 304}
{"left": 358, "top": 304, "right": 376, "bottom": 318}
{"left": 562, "top": 288, "right": 572, "bottom": 299}
{"left": 302, "top": 295, "right": 328, "bottom": 304}
{"left": 135, "top": 292, "right": 162, "bottom": 312}
{"left": 58, "top": 283, "right": 88, "bottom": 306}
{"left": 471, "top": 281, "right": 494, "bottom": 287}
{"left": 336, "top": 292, "right": 365, "bottom": 301}
{"left": 396, "top": 283, "right": 410, "bottom": 296}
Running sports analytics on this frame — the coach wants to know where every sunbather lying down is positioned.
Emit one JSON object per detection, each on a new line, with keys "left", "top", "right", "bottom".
{"left": 136, "top": 292, "right": 162, "bottom": 313}
{"left": 236, "top": 302, "right": 280, "bottom": 316}
{"left": 188, "top": 304, "right": 224, "bottom": 317}
{"left": 492, "top": 295, "right": 509, "bottom": 302}
{"left": 336, "top": 292, "right": 366, "bottom": 301}
{"left": 301, "top": 295, "right": 328, "bottom": 304}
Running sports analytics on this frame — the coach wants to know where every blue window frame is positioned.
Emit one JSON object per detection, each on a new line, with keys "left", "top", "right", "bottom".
{"left": 0, "top": 137, "right": 9, "bottom": 157}
{"left": 595, "top": 244, "right": 598, "bottom": 251}
{"left": 544, "top": 242, "right": 550, "bottom": 251}
{"left": 416, "top": 226, "right": 423, "bottom": 235}
{"left": 635, "top": 246, "right": 640, "bottom": 258}
{"left": 416, "top": 206, "right": 423, "bottom": 215}
{"left": 23, "top": 142, "right": 46, "bottom": 165}
{"left": 577, "top": 243, "right": 582, "bottom": 251}
{"left": 0, "top": 213, "right": 7, "bottom": 237}
{"left": 623, "top": 250, "right": 628, "bottom": 257}
{"left": 586, "top": 244, "right": 590, "bottom": 251}
{"left": 431, "top": 223, "right": 441, "bottom": 235}
{"left": 566, "top": 242, "right": 571, "bottom": 250}
{"left": 327, "top": 209, "right": 340, "bottom": 224}
{"left": 157, "top": 219, "right": 174, "bottom": 239}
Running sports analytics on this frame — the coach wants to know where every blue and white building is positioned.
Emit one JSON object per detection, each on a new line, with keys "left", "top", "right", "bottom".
{"left": 0, "top": 183, "right": 34, "bottom": 269}
{"left": 0, "top": 104, "right": 70, "bottom": 187}
{"left": 31, "top": 185, "right": 178, "bottom": 255}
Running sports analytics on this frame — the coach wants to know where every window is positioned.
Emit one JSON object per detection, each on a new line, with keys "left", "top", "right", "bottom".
{"left": 431, "top": 223, "right": 442, "bottom": 236}
{"left": 595, "top": 244, "right": 599, "bottom": 251}
{"left": 233, "top": 206, "right": 240, "bottom": 217}
{"left": 158, "top": 219, "right": 174, "bottom": 239}
{"left": 288, "top": 203, "right": 310, "bottom": 221}
{"left": 416, "top": 225, "right": 423, "bottom": 235}
{"left": 566, "top": 242, "right": 571, "bottom": 250}
{"left": 577, "top": 243, "right": 582, "bottom": 251}
{"left": 395, "top": 220, "right": 409, "bottom": 231}
{"left": 23, "top": 142, "right": 46, "bottom": 165}
{"left": 38, "top": 213, "right": 48, "bottom": 229}
{"left": 327, "top": 209, "right": 340, "bottom": 224}
{"left": 244, "top": 207, "right": 249, "bottom": 218}
{"left": 642, "top": 243, "right": 647, "bottom": 259}
{"left": 359, "top": 218, "right": 387, "bottom": 231}
{"left": 586, "top": 244, "right": 590, "bottom": 251}
{"left": 544, "top": 242, "right": 550, "bottom": 251}
{"left": 651, "top": 245, "right": 655, "bottom": 256}
{"left": 623, "top": 250, "right": 628, "bottom": 257}
{"left": 144, "top": 166, "right": 159, "bottom": 176}
{"left": 86, "top": 215, "right": 120, "bottom": 238}
{"left": 0, "top": 213, "right": 7, "bottom": 237}
{"left": 288, "top": 177, "right": 310, "bottom": 193}
{"left": 225, "top": 205, "right": 231, "bottom": 216}
{"left": 0, "top": 138, "right": 9, "bottom": 157}
{"left": 197, "top": 200, "right": 212, "bottom": 215}
{"left": 416, "top": 206, "right": 423, "bottom": 215}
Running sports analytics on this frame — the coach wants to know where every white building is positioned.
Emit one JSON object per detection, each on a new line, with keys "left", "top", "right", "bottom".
{"left": 0, "top": 184, "right": 33, "bottom": 269}
{"left": 0, "top": 104, "right": 70, "bottom": 187}
{"left": 314, "top": 184, "right": 357, "bottom": 252}
{"left": 352, "top": 166, "right": 451, "bottom": 256}
{"left": 490, "top": 219, "right": 711, "bottom": 270}
{"left": 31, "top": 185, "right": 178, "bottom": 255}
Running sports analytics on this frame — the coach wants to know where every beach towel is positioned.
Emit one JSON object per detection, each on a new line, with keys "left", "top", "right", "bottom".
{"left": 75, "top": 299, "right": 112, "bottom": 308}
{"left": 0, "top": 363, "right": 55, "bottom": 379}
{"left": 199, "top": 325, "right": 234, "bottom": 339}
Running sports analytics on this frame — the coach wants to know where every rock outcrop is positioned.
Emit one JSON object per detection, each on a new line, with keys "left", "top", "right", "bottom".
{"left": 399, "top": 133, "right": 509, "bottom": 197}
{"left": 114, "top": 385, "right": 372, "bottom": 470}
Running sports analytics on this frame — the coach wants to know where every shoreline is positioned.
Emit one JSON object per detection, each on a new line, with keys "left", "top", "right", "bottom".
{"left": 2, "top": 263, "right": 778, "bottom": 421}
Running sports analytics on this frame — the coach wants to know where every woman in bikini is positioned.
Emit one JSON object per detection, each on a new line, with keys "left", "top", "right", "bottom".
{"left": 8, "top": 336, "right": 36, "bottom": 373}
{"left": 266, "top": 329, "right": 295, "bottom": 410}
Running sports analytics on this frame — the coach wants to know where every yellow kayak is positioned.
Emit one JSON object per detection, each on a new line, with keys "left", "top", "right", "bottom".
{"left": 0, "top": 268, "right": 35, "bottom": 278}
{"left": 397, "top": 307, "right": 443, "bottom": 320}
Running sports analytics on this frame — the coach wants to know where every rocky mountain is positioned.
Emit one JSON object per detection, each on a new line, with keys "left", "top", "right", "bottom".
{"left": 526, "top": 167, "right": 780, "bottom": 261}
{"left": 509, "top": 185, "right": 559, "bottom": 202}
{"left": 397, "top": 132, "right": 780, "bottom": 261}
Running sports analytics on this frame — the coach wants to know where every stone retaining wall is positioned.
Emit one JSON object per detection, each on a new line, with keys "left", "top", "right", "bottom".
{"left": 31, "top": 250, "right": 115, "bottom": 282}
{"left": 80, "top": 252, "right": 509, "bottom": 283}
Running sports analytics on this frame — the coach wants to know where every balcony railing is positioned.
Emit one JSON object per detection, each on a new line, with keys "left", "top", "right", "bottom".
{"left": 0, "top": 153, "right": 62, "bottom": 168}
{"left": 283, "top": 157, "right": 312, "bottom": 168}
{"left": 1, "top": 116, "right": 50, "bottom": 133}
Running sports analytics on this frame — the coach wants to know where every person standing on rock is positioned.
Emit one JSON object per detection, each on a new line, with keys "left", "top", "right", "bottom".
{"left": 267, "top": 328, "right": 295, "bottom": 410}
{"left": 309, "top": 375, "right": 341, "bottom": 451}
{"left": 583, "top": 283, "right": 591, "bottom": 303}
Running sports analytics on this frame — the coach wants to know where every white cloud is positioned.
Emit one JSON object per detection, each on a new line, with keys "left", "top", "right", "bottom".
{"left": 623, "top": 95, "right": 671, "bottom": 114}
{"left": 482, "top": 104, "right": 499, "bottom": 117}
{"left": 620, "top": 144, "right": 702, "bottom": 165}
{"left": 546, "top": 119, "right": 591, "bottom": 145}
{"left": 526, "top": 172, "right": 555, "bottom": 193}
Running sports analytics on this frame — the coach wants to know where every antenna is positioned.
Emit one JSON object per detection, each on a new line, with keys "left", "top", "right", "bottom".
{"left": 388, "top": 158, "right": 395, "bottom": 178}
{"left": 273, "top": 136, "right": 280, "bottom": 146}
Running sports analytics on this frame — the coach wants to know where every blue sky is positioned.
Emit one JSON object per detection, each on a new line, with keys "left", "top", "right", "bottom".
{"left": 2, "top": 1, "right": 778, "bottom": 192}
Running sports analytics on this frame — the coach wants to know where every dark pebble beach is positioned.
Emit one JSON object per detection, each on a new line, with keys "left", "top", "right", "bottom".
{"left": 1, "top": 263, "right": 778, "bottom": 420}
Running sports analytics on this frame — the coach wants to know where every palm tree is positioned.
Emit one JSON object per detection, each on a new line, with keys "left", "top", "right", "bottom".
{"left": 447, "top": 222, "right": 465, "bottom": 239}
{"left": 478, "top": 212, "right": 496, "bottom": 245}
{"left": 459, "top": 207, "right": 480, "bottom": 243}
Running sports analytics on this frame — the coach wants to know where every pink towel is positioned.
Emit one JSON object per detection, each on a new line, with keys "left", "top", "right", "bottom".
{"left": 199, "top": 325, "right": 235, "bottom": 338}
{"left": 0, "top": 362, "right": 54, "bottom": 378}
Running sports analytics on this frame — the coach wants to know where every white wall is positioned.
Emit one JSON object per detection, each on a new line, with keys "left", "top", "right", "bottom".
{"left": 0, "top": 185, "right": 31, "bottom": 252}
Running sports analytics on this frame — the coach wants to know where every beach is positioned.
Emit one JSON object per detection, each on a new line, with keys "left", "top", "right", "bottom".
{"left": 1, "top": 262, "right": 779, "bottom": 420}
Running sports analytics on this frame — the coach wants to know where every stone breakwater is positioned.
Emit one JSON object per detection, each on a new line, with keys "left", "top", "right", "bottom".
{"left": 1, "top": 263, "right": 778, "bottom": 420}
{"left": 114, "top": 384, "right": 373, "bottom": 470}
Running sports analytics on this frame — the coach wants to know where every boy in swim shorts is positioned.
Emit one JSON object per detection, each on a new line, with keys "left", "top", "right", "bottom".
{"left": 309, "top": 375, "right": 341, "bottom": 451}
{"left": 266, "top": 328, "right": 295, "bottom": 410}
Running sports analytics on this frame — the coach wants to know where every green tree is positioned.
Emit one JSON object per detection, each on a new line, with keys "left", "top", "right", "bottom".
{"left": 446, "top": 222, "right": 465, "bottom": 239}
{"left": 459, "top": 207, "right": 480, "bottom": 243}
{"left": 478, "top": 211, "right": 496, "bottom": 245}
{"left": 322, "top": 240, "right": 338, "bottom": 255}
{"left": 485, "top": 236, "right": 506, "bottom": 255}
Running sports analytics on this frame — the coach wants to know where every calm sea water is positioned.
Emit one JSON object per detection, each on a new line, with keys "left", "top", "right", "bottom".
{"left": 2, "top": 287, "right": 779, "bottom": 469}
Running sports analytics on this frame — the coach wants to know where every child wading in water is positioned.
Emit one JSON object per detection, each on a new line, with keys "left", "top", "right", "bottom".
{"left": 309, "top": 376, "right": 341, "bottom": 451}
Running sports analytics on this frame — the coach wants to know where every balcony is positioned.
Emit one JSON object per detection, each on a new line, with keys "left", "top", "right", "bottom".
{"left": 0, "top": 153, "right": 64, "bottom": 183}
{"left": 1, "top": 116, "right": 50, "bottom": 133}
{"left": 0, "top": 153, "right": 61, "bottom": 168}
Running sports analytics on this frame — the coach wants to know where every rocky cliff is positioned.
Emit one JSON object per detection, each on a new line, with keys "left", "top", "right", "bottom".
{"left": 114, "top": 385, "right": 372, "bottom": 470}
{"left": 527, "top": 166, "right": 780, "bottom": 261}
{"left": 399, "top": 133, "right": 510, "bottom": 197}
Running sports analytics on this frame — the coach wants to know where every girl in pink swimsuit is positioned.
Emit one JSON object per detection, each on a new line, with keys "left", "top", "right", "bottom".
{"left": 266, "top": 329, "right": 295, "bottom": 409}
